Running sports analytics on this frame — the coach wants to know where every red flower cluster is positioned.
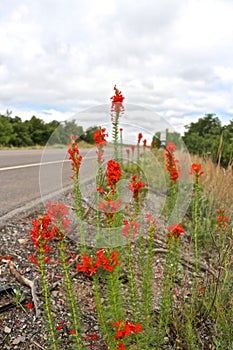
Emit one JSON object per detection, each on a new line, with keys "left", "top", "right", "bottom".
{"left": 217, "top": 208, "right": 229, "bottom": 230}
{"left": 29, "top": 201, "right": 72, "bottom": 265}
{"left": 106, "top": 160, "right": 122, "bottom": 189}
{"left": 76, "top": 249, "right": 120, "bottom": 276}
{"left": 111, "top": 320, "right": 142, "bottom": 340}
{"left": 46, "top": 201, "right": 71, "bottom": 236}
{"left": 167, "top": 223, "right": 185, "bottom": 239}
{"left": 128, "top": 175, "right": 146, "bottom": 200}
{"left": 76, "top": 254, "right": 98, "bottom": 276}
{"left": 126, "top": 149, "right": 130, "bottom": 156}
{"left": 95, "top": 249, "right": 120, "bottom": 272}
{"left": 165, "top": 142, "right": 180, "bottom": 183}
{"left": 94, "top": 128, "right": 108, "bottom": 146}
{"left": 110, "top": 85, "right": 125, "bottom": 115}
{"left": 94, "top": 128, "right": 108, "bottom": 163}
{"left": 68, "top": 135, "right": 82, "bottom": 178}
{"left": 84, "top": 333, "right": 98, "bottom": 341}
{"left": 146, "top": 213, "right": 157, "bottom": 238}
{"left": 131, "top": 145, "right": 135, "bottom": 153}
{"left": 190, "top": 163, "right": 204, "bottom": 177}
{"left": 166, "top": 142, "right": 176, "bottom": 153}
{"left": 110, "top": 85, "right": 125, "bottom": 104}
{"left": 143, "top": 139, "right": 147, "bottom": 147}
{"left": 122, "top": 219, "right": 140, "bottom": 240}
{"left": 29, "top": 215, "right": 56, "bottom": 264}
{"left": 138, "top": 133, "right": 143, "bottom": 144}
{"left": 99, "top": 199, "right": 122, "bottom": 223}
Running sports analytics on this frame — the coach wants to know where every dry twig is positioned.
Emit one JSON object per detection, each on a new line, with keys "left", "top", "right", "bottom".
{"left": 8, "top": 260, "right": 40, "bottom": 317}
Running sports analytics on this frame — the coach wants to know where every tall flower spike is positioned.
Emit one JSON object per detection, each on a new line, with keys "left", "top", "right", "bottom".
{"left": 68, "top": 135, "right": 82, "bottom": 178}
{"left": 106, "top": 160, "right": 122, "bottom": 189}
{"left": 111, "top": 85, "right": 125, "bottom": 104}
{"left": 94, "top": 127, "right": 108, "bottom": 163}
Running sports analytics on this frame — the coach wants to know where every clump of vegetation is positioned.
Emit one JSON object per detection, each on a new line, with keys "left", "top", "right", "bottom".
{"left": 23, "top": 87, "right": 233, "bottom": 349}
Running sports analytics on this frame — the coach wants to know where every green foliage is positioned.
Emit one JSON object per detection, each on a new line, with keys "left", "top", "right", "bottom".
{"left": 80, "top": 125, "right": 99, "bottom": 144}
{"left": 182, "top": 113, "right": 233, "bottom": 167}
{"left": 0, "top": 112, "right": 85, "bottom": 147}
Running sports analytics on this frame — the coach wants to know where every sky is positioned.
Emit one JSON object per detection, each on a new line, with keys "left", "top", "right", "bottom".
{"left": 1, "top": 0, "right": 233, "bottom": 136}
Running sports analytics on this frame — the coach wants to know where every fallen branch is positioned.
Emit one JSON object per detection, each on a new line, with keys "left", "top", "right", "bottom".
{"left": 8, "top": 261, "right": 40, "bottom": 317}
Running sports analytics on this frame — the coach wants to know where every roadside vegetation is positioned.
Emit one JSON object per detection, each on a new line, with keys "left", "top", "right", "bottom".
{"left": 1, "top": 88, "right": 233, "bottom": 349}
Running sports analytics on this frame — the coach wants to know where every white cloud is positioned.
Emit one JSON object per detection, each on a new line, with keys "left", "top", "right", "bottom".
{"left": 0, "top": 0, "right": 233, "bottom": 134}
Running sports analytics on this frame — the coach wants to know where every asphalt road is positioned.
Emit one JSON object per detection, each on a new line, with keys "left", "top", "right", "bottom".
{"left": 0, "top": 147, "right": 105, "bottom": 223}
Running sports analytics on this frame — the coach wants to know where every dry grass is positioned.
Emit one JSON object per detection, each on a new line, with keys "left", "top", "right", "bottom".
{"left": 190, "top": 154, "right": 233, "bottom": 214}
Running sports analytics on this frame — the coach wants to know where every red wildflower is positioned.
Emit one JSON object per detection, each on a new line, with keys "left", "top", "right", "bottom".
{"left": 128, "top": 175, "right": 146, "bottom": 200}
{"left": 117, "top": 343, "right": 125, "bottom": 350}
{"left": 143, "top": 139, "right": 147, "bottom": 147}
{"left": 138, "top": 133, "right": 143, "bottom": 144}
{"left": 110, "top": 85, "right": 125, "bottom": 104}
{"left": 94, "top": 128, "right": 108, "bottom": 163}
{"left": 126, "top": 149, "right": 130, "bottom": 155}
{"left": 45, "top": 201, "right": 71, "bottom": 236}
{"left": 26, "top": 302, "right": 33, "bottom": 310}
{"left": 85, "top": 333, "right": 98, "bottom": 341}
{"left": 106, "top": 160, "right": 122, "bottom": 189}
{"left": 122, "top": 220, "right": 140, "bottom": 240}
{"left": 171, "top": 166, "right": 179, "bottom": 182}
{"left": 76, "top": 250, "right": 120, "bottom": 275}
{"left": 190, "top": 163, "right": 204, "bottom": 177}
{"left": 131, "top": 145, "right": 135, "bottom": 152}
{"left": 29, "top": 215, "right": 56, "bottom": 261}
{"left": 76, "top": 254, "right": 98, "bottom": 277}
{"left": 111, "top": 320, "right": 142, "bottom": 340}
{"left": 29, "top": 252, "right": 37, "bottom": 264}
{"left": 94, "top": 128, "right": 108, "bottom": 146}
{"left": 99, "top": 199, "right": 122, "bottom": 223}
{"left": 167, "top": 223, "right": 185, "bottom": 239}
{"left": 166, "top": 142, "right": 176, "bottom": 153}
{"left": 70, "top": 329, "right": 75, "bottom": 335}
{"left": 217, "top": 208, "right": 228, "bottom": 230}
{"left": 95, "top": 249, "right": 120, "bottom": 272}
{"left": 165, "top": 142, "right": 179, "bottom": 183}
{"left": 120, "top": 128, "right": 123, "bottom": 132}
{"left": 68, "top": 135, "right": 82, "bottom": 178}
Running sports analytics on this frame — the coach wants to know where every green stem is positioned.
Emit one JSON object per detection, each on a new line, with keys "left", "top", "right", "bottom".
{"left": 74, "top": 176, "right": 86, "bottom": 252}
{"left": 112, "top": 111, "right": 120, "bottom": 161}
{"left": 143, "top": 228, "right": 154, "bottom": 347}
{"left": 38, "top": 250, "right": 58, "bottom": 350}
{"left": 92, "top": 275, "right": 113, "bottom": 349}
{"left": 193, "top": 177, "right": 200, "bottom": 282}
{"left": 59, "top": 239, "right": 83, "bottom": 350}
{"left": 128, "top": 243, "right": 138, "bottom": 322}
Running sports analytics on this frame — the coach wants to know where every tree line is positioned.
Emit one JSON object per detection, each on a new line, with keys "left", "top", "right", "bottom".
{"left": 182, "top": 114, "right": 233, "bottom": 168}
{"left": 0, "top": 111, "right": 232, "bottom": 167}
{"left": 0, "top": 111, "right": 99, "bottom": 147}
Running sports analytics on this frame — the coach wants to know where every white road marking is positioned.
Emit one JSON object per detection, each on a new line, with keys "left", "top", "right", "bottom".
{"left": 0, "top": 155, "right": 99, "bottom": 172}
{"left": 0, "top": 159, "right": 70, "bottom": 171}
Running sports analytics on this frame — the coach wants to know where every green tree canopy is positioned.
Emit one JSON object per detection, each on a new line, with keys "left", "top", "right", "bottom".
{"left": 182, "top": 114, "right": 233, "bottom": 167}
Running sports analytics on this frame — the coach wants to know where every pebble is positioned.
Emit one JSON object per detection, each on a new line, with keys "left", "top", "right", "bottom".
{"left": 4, "top": 326, "right": 11, "bottom": 333}
{"left": 12, "top": 336, "right": 26, "bottom": 345}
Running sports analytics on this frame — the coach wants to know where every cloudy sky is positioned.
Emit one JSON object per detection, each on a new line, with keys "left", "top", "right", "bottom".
{"left": 1, "top": 0, "right": 233, "bottom": 135}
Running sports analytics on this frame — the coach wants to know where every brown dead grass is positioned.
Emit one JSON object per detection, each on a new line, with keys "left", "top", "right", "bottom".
{"left": 191, "top": 154, "right": 233, "bottom": 213}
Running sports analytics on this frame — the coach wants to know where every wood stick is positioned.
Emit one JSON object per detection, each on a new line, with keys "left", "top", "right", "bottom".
{"left": 8, "top": 261, "right": 40, "bottom": 318}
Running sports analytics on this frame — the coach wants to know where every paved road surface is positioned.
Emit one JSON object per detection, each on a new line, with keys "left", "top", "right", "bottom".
{"left": 0, "top": 149, "right": 72, "bottom": 218}
{"left": 0, "top": 147, "right": 104, "bottom": 222}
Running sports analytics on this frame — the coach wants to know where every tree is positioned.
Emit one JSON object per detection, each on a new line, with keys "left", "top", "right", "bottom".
{"left": 80, "top": 126, "right": 99, "bottom": 144}
{"left": 0, "top": 115, "right": 14, "bottom": 146}
{"left": 182, "top": 114, "right": 233, "bottom": 167}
